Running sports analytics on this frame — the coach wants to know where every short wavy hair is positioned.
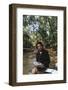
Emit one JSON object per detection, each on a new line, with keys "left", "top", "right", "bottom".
{"left": 36, "top": 42, "right": 43, "bottom": 49}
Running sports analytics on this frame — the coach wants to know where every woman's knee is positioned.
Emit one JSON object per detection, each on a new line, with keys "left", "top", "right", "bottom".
{"left": 32, "top": 67, "right": 38, "bottom": 74}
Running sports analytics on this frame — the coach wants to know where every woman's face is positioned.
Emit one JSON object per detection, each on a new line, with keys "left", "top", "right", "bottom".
{"left": 37, "top": 44, "right": 43, "bottom": 51}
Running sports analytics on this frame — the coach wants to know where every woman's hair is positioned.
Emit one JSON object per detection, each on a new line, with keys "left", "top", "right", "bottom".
{"left": 36, "top": 42, "right": 43, "bottom": 48}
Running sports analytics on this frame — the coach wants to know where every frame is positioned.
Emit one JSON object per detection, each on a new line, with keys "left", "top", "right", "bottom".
{"left": 9, "top": 4, "right": 66, "bottom": 86}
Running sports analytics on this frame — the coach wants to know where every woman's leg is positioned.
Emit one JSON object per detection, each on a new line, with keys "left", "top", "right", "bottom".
{"left": 32, "top": 67, "right": 38, "bottom": 74}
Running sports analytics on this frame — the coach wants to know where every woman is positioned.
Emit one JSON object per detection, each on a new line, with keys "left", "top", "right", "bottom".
{"left": 32, "top": 42, "right": 50, "bottom": 74}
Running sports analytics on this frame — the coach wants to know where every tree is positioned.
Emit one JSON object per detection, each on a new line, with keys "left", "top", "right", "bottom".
{"left": 23, "top": 15, "right": 57, "bottom": 50}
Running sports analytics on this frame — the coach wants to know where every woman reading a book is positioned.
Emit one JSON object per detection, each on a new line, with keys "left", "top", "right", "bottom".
{"left": 32, "top": 42, "right": 50, "bottom": 74}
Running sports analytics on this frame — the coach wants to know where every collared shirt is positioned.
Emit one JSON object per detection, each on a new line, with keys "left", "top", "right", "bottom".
{"left": 36, "top": 49, "right": 50, "bottom": 67}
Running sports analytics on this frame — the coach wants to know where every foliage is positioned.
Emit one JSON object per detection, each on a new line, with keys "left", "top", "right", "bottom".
{"left": 23, "top": 15, "right": 57, "bottom": 50}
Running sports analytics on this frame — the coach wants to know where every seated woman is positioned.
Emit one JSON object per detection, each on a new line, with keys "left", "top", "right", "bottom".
{"left": 32, "top": 42, "right": 50, "bottom": 74}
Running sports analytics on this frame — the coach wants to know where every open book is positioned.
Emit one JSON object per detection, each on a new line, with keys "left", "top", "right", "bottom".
{"left": 33, "top": 61, "right": 57, "bottom": 73}
{"left": 33, "top": 61, "right": 44, "bottom": 67}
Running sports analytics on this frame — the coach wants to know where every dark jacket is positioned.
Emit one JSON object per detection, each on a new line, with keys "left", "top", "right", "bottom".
{"left": 36, "top": 49, "right": 50, "bottom": 68}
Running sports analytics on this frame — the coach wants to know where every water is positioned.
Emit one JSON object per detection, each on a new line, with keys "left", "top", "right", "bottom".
{"left": 23, "top": 51, "right": 36, "bottom": 74}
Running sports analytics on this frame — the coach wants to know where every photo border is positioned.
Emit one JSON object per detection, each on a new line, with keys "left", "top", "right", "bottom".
{"left": 9, "top": 4, "right": 66, "bottom": 86}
